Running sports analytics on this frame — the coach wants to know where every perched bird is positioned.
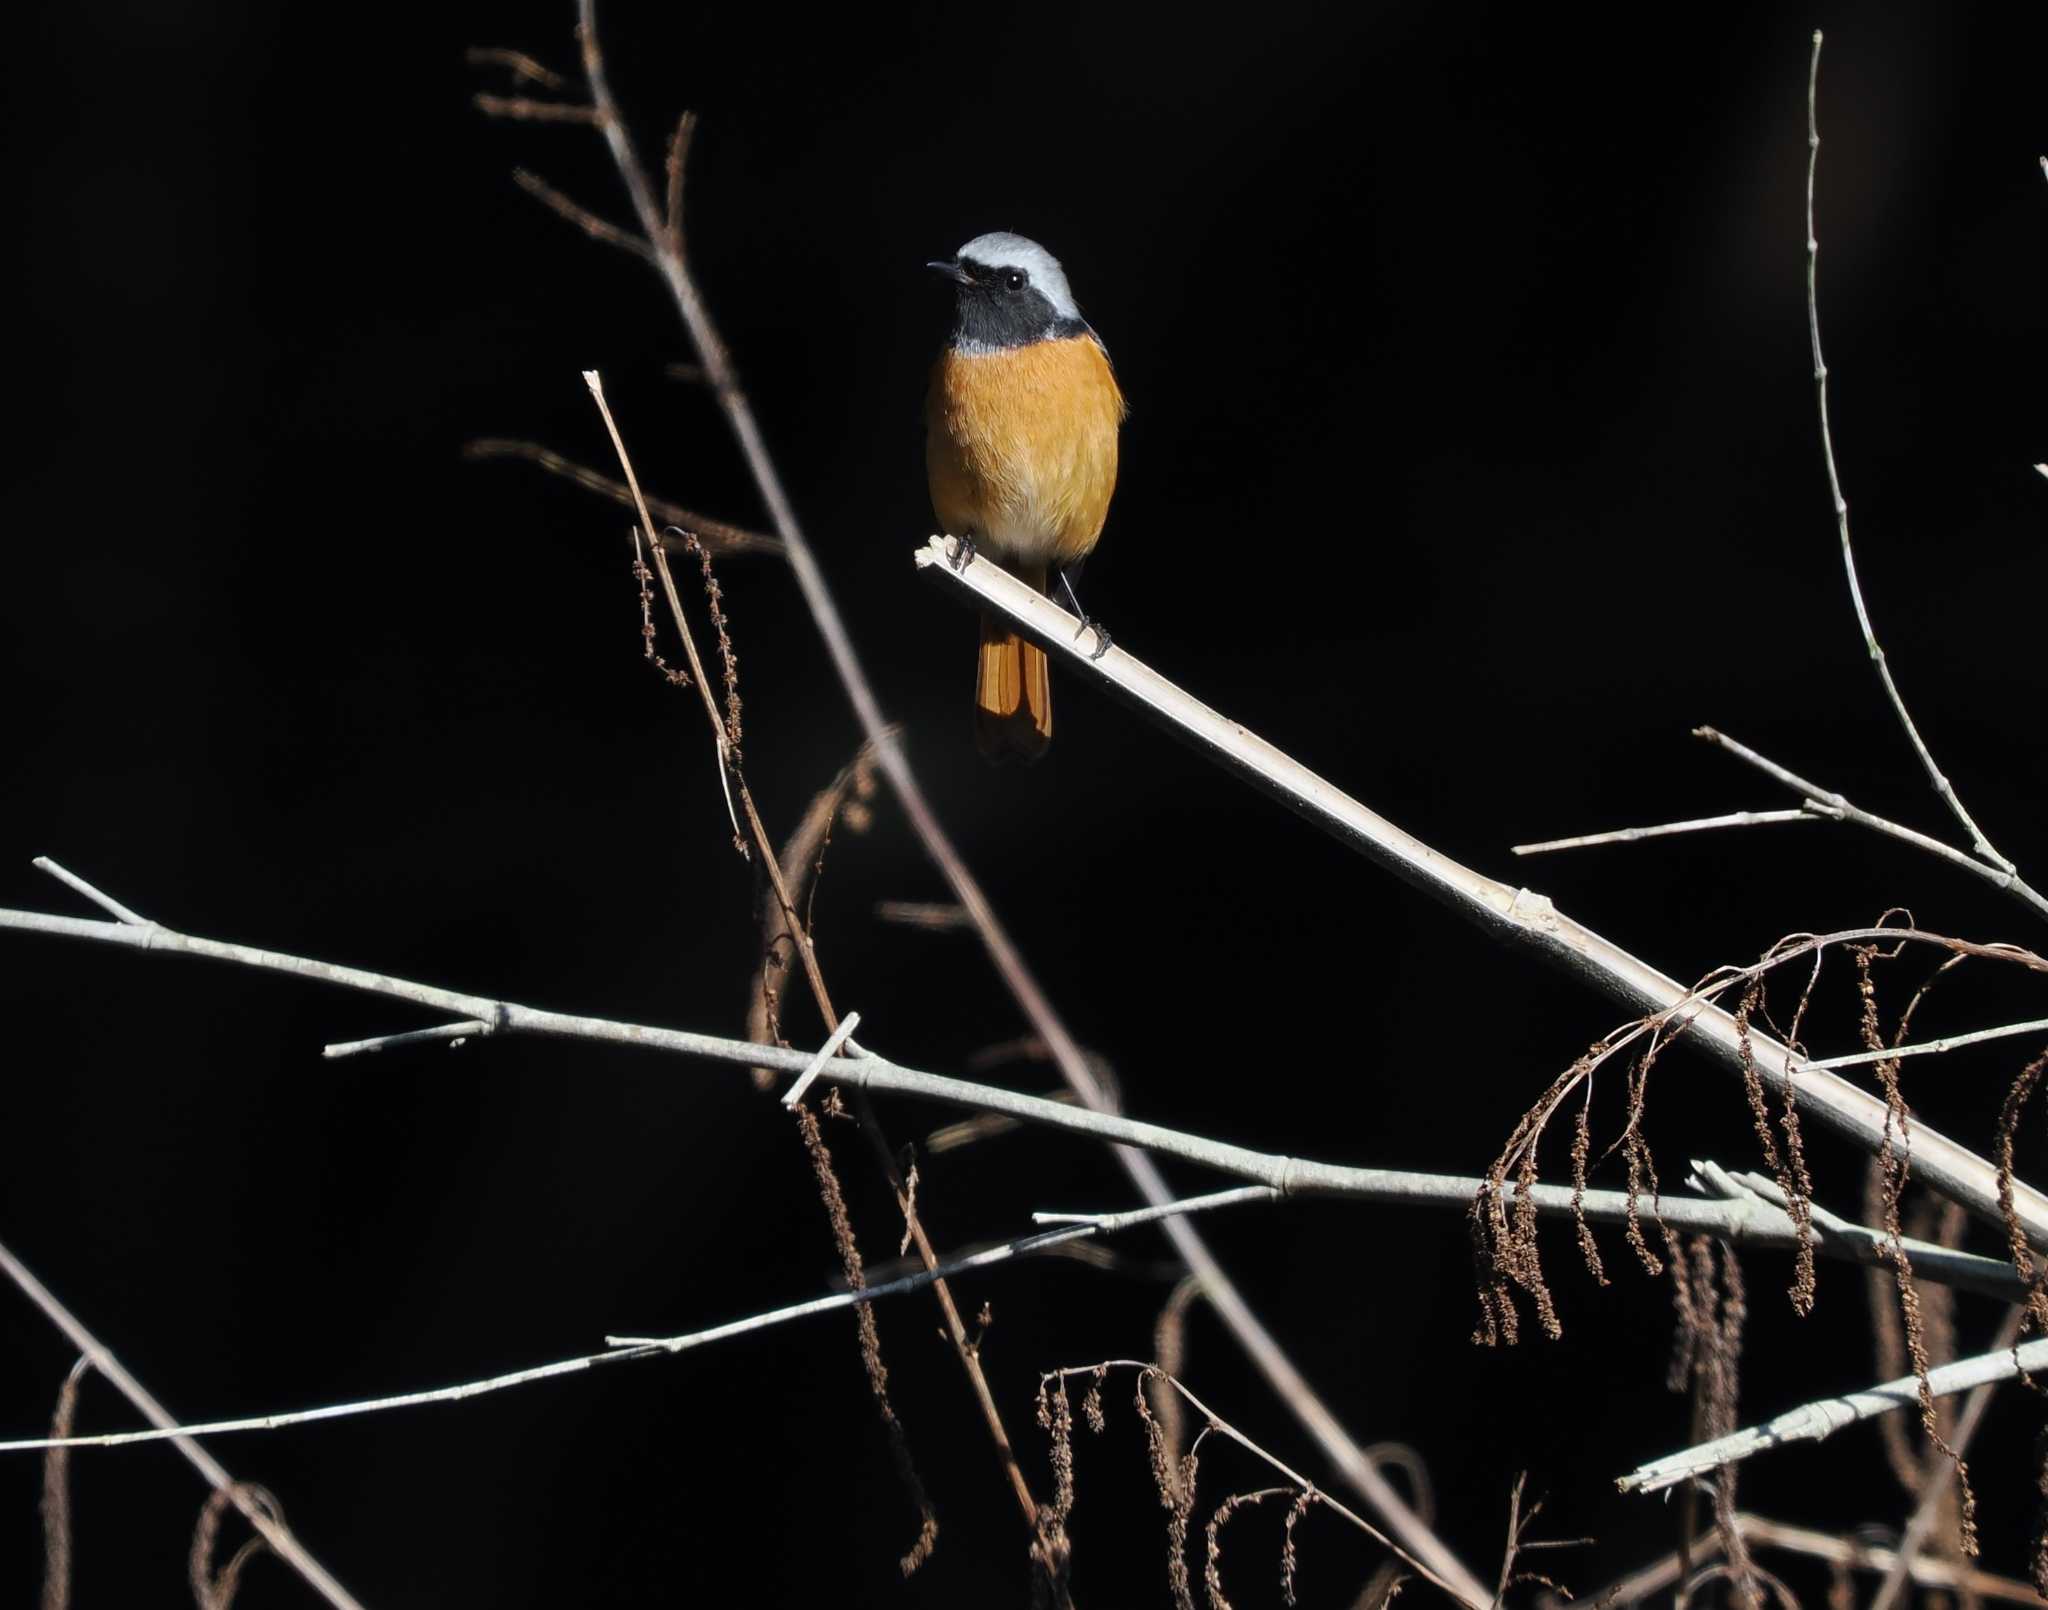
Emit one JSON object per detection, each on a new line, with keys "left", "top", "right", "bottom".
{"left": 925, "top": 232, "right": 1125, "bottom": 761}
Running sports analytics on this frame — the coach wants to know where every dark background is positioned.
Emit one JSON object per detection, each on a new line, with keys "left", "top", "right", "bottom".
{"left": 7, "top": 1, "right": 2048, "bottom": 1603}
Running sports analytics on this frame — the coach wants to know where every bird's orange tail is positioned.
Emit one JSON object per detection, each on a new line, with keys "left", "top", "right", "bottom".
{"left": 975, "top": 609, "right": 1052, "bottom": 763}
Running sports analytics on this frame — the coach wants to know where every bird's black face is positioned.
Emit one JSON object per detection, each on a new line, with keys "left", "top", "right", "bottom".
{"left": 928, "top": 256, "right": 1085, "bottom": 352}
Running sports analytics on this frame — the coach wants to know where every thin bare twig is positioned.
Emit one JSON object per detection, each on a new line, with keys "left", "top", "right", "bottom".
{"left": 874, "top": 900, "right": 974, "bottom": 932}
{"left": 1695, "top": 726, "right": 2048, "bottom": 920}
{"left": 1804, "top": 1015, "right": 2048, "bottom": 1072}
{"left": 463, "top": 47, "right": 568, "bottom": 90}
{"left": 0, "top": 1237, "right": 367, "bottom": 1610}
{"left": 662, "top": 110, "right": 695, "bottom": 257}
{"left": 1806, "top": 31, "right": 2022, "bottom": 880}
{"left": 462, "top": 439, "right": 781, "bottom": 554}
{"left": 474, "top": 93, "right": 600, "bottom": 125}
{"left": 0, "top": 1224, "right": 1105, "bottom": 1453}
{"left": 1512, "top": 811, "right": 1815, "bottom": 857}
{"left": 512, "top": 168, "right": 649, "bottom": 257}
{"left": 32, "top": 856, "right": 147, "bottom": 924}
{"left": 782, "top": 1011, "right": 860, "bottom": 1108}
{"left": 326, "top": 1020, "right": 488, "bottom": 1059}
{"left": 915, "top": 540, "right": 2048, "bottom": 1248}
{"left": 0, "top": 1195, "right": 1294, "bottom": 1457}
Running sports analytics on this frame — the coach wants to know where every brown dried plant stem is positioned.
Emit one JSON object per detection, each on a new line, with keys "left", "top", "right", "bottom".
{"left": 542, "top": 4, "right": 1482, "bottom": 1594}
{"left": 913, "top": 541, "right": 2048, "bottom": 1252}
{"left": 582, "top": 374, "right": 1037, "bottom": 1553}
{"left": 491, "top": 3, "right": 1490, "bottom": 1589}
{"left": 0, "top": 1237, "right": 366, "bottom": 1610}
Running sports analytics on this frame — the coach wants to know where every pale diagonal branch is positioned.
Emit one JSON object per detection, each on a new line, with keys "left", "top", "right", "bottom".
{"left": 911, "top": 538, "right": 2048, "bottom": 1249}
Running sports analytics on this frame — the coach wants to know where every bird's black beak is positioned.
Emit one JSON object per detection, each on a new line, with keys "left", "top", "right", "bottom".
{"left": 926, "top": 259, "right": 971, "bottom": 285}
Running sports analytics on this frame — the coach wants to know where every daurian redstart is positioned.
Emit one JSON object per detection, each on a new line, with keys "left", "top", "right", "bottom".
{"left": 925, "top": 233, "right": 1125, "bottom": 762}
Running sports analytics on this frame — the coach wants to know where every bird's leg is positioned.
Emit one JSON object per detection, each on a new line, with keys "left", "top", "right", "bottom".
{"left": 949, "top": 530, "right": 978, "bottom": 572}
{"left": 1057, "top": 567, "right": 1111, "bottom": 660}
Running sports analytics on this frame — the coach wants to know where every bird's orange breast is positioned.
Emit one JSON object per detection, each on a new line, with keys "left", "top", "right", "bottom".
{"left": 925, "top": 336, "right": 1124, "bottom": 572}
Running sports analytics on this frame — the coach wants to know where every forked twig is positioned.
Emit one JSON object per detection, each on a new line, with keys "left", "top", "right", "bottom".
{"left": 1695, "top": 727, "right": 2048, "bottom": 920}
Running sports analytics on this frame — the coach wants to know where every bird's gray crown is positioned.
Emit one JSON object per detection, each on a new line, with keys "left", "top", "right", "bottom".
{"left": 954, "top": 232, "right": 1080, "bottom": 321}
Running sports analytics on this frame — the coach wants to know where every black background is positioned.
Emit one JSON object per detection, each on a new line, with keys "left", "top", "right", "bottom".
{"left": 8, "top": 2, "right": 2048, "bottom": 1603}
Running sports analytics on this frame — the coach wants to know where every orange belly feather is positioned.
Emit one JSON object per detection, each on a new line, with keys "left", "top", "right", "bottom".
{"left": 924, "top": 336, "right": 1123, "bottom": 571}
{"left": 924, "top": 334, "right": 1124, "bottom": 762}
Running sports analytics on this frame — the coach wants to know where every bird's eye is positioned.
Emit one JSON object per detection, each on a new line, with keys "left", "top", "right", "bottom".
{"left": 1003, "top": 271, "right": 1025, "bottom": 291}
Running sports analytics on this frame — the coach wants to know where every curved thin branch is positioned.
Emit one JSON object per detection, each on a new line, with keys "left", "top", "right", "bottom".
{"left": 1806, "top": 31, "right": 2020, "bottom": 879}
